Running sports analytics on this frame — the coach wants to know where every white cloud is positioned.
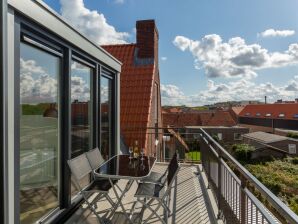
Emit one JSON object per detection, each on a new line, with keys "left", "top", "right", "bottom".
{"left": 173, "top": 34, "right": 298, "bottom": 79}
{"left": 161, "top": 77, "right": 298, "bottom": 106}
{"left": 20, "top": 58, "right": 92, "bottom": 104}
{"left": 71, "top": 75, "right": 91, "bottom": 102}
{"left": 60, "top": 0, "right": 129, "bottom": 44}
{"left": 20, "top": 58, "right": 58, "bottom": 104}
{"left": 161, "top": 57, "right": 167, "bottom": 61}
{"left": 259, "top": 29, "right": 295, "bottom": 38}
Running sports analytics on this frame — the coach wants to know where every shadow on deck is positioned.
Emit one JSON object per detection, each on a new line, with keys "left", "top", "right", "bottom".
{"left": 65, "top": 163, "right": 215, "bottom": 224}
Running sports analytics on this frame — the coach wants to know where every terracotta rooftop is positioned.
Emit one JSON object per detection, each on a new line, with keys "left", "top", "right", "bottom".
{"left": 163, "top": 110, "right": 236, "bottom": 127}
{"left": 101, "top": 19, "right": 162, "bottom": 153}
{"left": 239, "top": 103, "right": 298, "bottom": 120}
{"left": 102, "top": 44, "right": 155, "bottom": 148}
{"left": 231, "top": 106, "right": 245, "bottom": 115}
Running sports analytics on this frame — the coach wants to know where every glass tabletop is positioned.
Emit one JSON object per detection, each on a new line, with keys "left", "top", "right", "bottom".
{"left": 94, "top": 155, "right": 156, "bottom": 180}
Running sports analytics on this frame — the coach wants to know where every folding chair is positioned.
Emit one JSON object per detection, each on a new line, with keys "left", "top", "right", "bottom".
{"left": 132, "top": 153, "right": 180, "bottom": 224}
{"left": 86, "top": 148, "right": 120, "bottom": 191}
{"left": 67, "top": 153, "right": 115, "bottom": 224}
{"left": 140, "top": 153, "right": 177, "bottom": 185}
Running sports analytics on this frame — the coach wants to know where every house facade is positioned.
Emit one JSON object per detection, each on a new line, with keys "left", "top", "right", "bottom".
{"left": 185, "top": 126, "right": 249, "bottom": 143}
{"left": 1, "top": 1, "right": 121, "bottom": 223}
{"left": 103, "top": 20, "right": 163, "bottom": 156}
{"left": 238, "top": 103, "right": 298, "bottom": 132}
{"left": 243, "top": 131, "right": 298, "bottom": 158}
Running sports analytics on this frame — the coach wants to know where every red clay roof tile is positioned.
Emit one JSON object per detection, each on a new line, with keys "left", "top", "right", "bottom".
{"left": 239, "top": 104, "right": 298, "bottom": 120}
{"left": 162, "top": 110, "right": 236, "bottom": 127}
{"left": 102, "top": 44, "right": 156, "bottom": 148}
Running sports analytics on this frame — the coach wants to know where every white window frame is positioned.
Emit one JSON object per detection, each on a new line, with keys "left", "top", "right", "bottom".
{"left": 288, "top": 144, "right": 296, "bottom": 154}
{"left": 234, "top": 133, "right": 243, "bottom": 140}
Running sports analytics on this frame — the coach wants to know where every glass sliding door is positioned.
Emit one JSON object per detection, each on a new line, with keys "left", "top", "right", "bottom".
{"left": 19, "top": 42, "right": 60, "bottom": 224}
{"left": 70, "top": 60, "right": 92, "bottom": 158}
{"left": 100, "top": 75, "right": 112, "bottom": 159}
{"left": 70, "top": 59, "right": 92, "bottom": 196}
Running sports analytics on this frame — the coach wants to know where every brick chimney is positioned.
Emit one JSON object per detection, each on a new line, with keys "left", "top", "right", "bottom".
{"left": 136, "top": 20, "right": 159, "bottom": 62}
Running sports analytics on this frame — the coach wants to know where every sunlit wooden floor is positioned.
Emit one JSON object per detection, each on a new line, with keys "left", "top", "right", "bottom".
{"left": 65, "top": 163, "right": 214, "bottom": 224}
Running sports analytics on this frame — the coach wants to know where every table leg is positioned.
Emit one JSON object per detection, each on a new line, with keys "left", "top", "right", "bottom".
{"left": 108, "top": 178, "right": 134, "bottom": 224}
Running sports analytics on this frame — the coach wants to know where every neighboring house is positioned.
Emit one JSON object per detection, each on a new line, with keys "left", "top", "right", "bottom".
{"left": 162, "top": 109, "right": 237, "bottom": 127}
{"left": 274, "top": 99, "right": 298, "bottom": 104}
{"left": 102, "top": 20, "right": 162, "bottom": 155}
{"left": 238, "top": 103, "right": 298, "bottom": 132}
{"left": 229, "top": 106, "right": 245, "bottom": 123}
{"left": 243, "top": 131, "right": 298, "bottom": 158}
{"left": 185, "top": 126, "right": 249, "bottom": 143}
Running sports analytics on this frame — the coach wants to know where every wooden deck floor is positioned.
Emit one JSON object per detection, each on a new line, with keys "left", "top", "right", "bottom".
{"left": 65, "top": 164, "right": 214, "bottom": 224}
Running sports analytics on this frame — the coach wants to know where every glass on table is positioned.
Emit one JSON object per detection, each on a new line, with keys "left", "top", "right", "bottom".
{"left": 129, "top": 146, "right": 133, "bottom": 159}
{"left": 140, "top": 148, "right": 145, "bottom": 161}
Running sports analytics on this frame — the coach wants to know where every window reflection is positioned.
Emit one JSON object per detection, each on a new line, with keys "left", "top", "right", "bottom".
{"left": 20, "top": 43, "right": 60, "bottom": 224}
{"left": 101, "top": 76, "right": 112, "bottom": 159}
{"left": 71, "top": 61, "right": 92, "bottom": 158}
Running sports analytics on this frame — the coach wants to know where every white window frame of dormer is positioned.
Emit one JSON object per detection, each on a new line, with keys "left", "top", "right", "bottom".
{"left": 279, "top": 113, "right": 285, "bottom": 118}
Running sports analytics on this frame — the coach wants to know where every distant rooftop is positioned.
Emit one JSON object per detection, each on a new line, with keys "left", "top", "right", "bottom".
{"left": 239, "top": 103, "right": 298, "bottom": 120}
{"left": 185, "top": 125, "right": 247, "bottom": 129}
{"left": 243, "top": 131, "right": 290, "bottom": 144}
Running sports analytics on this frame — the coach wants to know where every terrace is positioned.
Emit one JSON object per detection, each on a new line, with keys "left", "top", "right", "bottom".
{"left": 64, "top": 128, "right": 298, "bottom": 224}
{"left": 2, "top": 1, "right": 298, "bottom": 224}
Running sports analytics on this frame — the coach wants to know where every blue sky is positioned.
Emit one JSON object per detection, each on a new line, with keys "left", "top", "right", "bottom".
{"left": 44, "top": 0, "right": 298, "bottom": 106}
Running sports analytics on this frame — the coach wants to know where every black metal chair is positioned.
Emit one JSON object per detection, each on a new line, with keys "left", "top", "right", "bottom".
{"left": 86, "top": 148, "right": 120, "bottom": 189}
{"left": 132, "top": 153, "right": 180, "bottom": 224}
{"left": 67, "top": 153, "right": 115, "bottom": 224}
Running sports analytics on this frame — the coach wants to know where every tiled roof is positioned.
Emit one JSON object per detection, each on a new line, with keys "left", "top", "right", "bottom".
{"left": 239, "top": 103, "right": 298, "bottom": 120}
{"left": 162, "top": 111, "right": 236, "bottom": 127}
{"left": 200, "top": 111, "right": 237, "bottom": 126}
{"left": 102, "top": 44, "right": 155, "bottom": 148}
{"left": 231, "top": 106, "right": 245, "bottom": 115}
{"left": 243, "top": 131, "right": 288, "bottom": 144}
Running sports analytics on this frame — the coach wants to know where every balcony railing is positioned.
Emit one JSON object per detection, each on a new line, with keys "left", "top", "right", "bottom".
{"left": 199, "top": 128, "right": 298, "bottom": 224}
{"left": 121, "top": 127, "right": 298, "bottom": 223}
{"left": 121, "top": 127, "right": 201, "bottom": 163}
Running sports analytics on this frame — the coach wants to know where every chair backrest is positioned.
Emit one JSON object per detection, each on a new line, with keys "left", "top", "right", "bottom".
{"left": 167, "top": 153, "right": 179, "bottom": 186}
{"left": 85, "top": 148, "right": 105, "bottom": 170}
{"left": 67, "top": 153, "right": 92, "bottom": 181}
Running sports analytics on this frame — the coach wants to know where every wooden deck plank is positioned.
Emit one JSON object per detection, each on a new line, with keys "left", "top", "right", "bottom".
{"left": 65, "top": 164, "right": 213, "bottom": 224}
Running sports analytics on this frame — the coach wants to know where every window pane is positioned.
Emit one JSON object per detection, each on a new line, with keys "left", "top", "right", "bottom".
{"left": 101, "top": 76, "right": 112, "bottom": 160}
{"left": 20, "top": 43, "right": 60, "bottom": 224}
{"left": 70, "top": 60, "right": 92, "bottom": 197}
{"left": 71, "top": 61, "right": 92, "bottom": 158}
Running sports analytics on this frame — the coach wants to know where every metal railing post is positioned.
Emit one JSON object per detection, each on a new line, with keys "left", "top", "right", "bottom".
{"left": 240, "top": 174, "right": 247, "bottom": 224}
{"left": 217, "top": 146, "right": 222, "bottom": 219}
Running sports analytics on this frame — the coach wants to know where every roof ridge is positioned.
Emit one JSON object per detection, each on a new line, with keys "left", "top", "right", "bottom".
{"left": 101, "top": 43, "right": 136, "bottom": 47}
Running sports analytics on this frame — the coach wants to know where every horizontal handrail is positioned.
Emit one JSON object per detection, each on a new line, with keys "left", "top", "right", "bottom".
{"left": 200, "top": 128, "right": 298, "bottom": 224}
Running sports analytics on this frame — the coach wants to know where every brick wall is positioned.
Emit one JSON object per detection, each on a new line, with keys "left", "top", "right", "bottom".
{"left": 136, "top": 20, "right": 159, "bottom": 64}
{"left": 186, "top": 127, "right": 249, "bottom": 143}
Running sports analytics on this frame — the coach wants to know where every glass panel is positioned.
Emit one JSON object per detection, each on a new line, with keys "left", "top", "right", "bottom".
{"left": 70, "top": 60, "right": 92, "bottom": 197}
{"left": 71, "top": 61, "right": 92, "bottom": 158}
{"left": 20, "top": 43, "right": 60, "bottom": 224}
{"left": 101, "top": 76, "right": 112, "bottom": 160}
